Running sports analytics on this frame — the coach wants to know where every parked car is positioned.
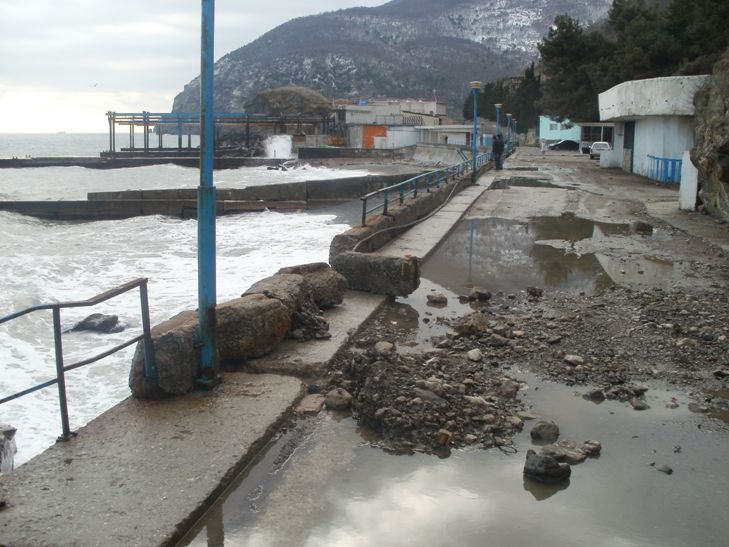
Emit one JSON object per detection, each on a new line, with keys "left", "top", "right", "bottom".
{"left": 589, "top": 141, "right": 611, "bottom": 159}
{"left": 548, "top": 139, "right": 580, "bottom": 151}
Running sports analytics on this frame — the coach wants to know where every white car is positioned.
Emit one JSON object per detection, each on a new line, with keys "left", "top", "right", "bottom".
{"left": 589, "top": 141, "right": 611, "bottom": 160}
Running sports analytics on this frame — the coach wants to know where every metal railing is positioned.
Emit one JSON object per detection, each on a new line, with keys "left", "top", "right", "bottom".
{"left": 360, "top": 152, "right": 492, "bottom": 226}
{"left": 0, "top": 278, "right": 157, "bottom": 441}
{"left": 648, "top": 155, "right": 682, "bottom": 184}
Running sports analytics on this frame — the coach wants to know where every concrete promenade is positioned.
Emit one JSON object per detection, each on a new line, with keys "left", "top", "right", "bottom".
{"left": 1, "top": 150, "right": 726, "bottom": 546}
{"left": 0, "top": 168, "right": 493, "bottom": 546}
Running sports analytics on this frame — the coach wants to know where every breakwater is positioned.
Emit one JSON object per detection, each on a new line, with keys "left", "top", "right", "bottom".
{"left": 0, "top": 173, "right": 423, "bottom": 220}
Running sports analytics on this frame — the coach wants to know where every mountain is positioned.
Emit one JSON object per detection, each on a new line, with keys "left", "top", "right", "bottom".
{"left": 172, "top": 0, "right": 611, "bottom": 115}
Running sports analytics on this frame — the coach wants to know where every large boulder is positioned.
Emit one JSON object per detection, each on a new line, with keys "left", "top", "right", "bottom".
{"left": 276, "top": 263, "right": 347, "bottom": 309}
{"left": 129, "top": 310, "right": 199, "bottom": 398}
{"left": 243, "top": 273, "right": 310, "bottom": 315}
{"left": 216, "top": 295, "right": 291, "bottom": 361}
{"left": 692, "top": 46, "right": 729, "bottom": 221}
{"left": 331, "top": 252, "right": 420, "bottom": 297}
{"left": 130, "top": 264, "right": 344, "bottom": 399}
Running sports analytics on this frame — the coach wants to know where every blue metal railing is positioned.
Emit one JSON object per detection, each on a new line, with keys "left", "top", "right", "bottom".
{"left": 0, "top": 278, "right": 157, "bottom": 441}
{"left": 648, "top": 155, "right": 682, "bottom": 184}
{"left": 360, "top": 152, "right": 492, "bottom": 226}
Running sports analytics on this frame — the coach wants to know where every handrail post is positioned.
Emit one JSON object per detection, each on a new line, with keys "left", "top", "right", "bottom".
{"left": 383, "top": 191, "right": 389, "bottom": 216}
{"left": 52, "top": 307, "right": 73, "bottom": 441}
{"left": 361, "top": 198, "right": 367, "bottom": 226}
{"left": 139, "top": 280, "right": 157, "bottom": 381}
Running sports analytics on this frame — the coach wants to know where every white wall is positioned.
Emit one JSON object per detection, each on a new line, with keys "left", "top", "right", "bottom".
{"left": 679, "top": 150, "right": 698, "bottom": 210}
{"left": 599, "top": 75, "right": 709, "bottom": 120}
{"left": 387, "top": 127, "right": 418, "bottom": 149}
{"left": 632, "top": 116, "right": 694, "bottom": 177}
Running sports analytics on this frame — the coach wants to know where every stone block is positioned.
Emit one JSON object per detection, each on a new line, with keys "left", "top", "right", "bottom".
{"left": 332, "top": 252, "right": 420, "bottom": 297}
{"left": 277, "top": 262, "right": 347, "bottom": 308}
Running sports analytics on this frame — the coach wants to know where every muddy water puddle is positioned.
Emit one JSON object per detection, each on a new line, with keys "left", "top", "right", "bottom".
{"left": 179, "top": 373, "right": 729, "bottom": 547}
{"left": 423, "top": 214, "right": 683, "bottom": 296}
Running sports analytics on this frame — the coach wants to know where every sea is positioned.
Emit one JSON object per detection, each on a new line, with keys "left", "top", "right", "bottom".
{"left": 0, "top": 133, "right": 366, "bottom": 466}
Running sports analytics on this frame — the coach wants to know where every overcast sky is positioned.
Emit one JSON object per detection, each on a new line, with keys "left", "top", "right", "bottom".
{"left": 0, "top": 0, "right": 385, "bottom": 133}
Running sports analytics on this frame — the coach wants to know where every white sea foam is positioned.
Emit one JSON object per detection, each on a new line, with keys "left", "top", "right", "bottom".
{"left": 0, "top": 164, "right": 354, "bottom": 465}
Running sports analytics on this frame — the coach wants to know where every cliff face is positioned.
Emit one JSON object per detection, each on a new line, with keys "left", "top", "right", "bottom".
{"left": 692, "top": 46, "right": 729, "bottom": 222}
{"left": 172, "top": 0, "right": 611, "bottom": 114}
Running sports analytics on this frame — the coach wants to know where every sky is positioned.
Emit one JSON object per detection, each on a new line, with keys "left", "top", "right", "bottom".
{"left": 0, "top": 0, "right": 386, "bottom": 133}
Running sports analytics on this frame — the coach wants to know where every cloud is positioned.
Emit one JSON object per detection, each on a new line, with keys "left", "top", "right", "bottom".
{"left": 0, "top": 0, "right": 384, "bottom": 132}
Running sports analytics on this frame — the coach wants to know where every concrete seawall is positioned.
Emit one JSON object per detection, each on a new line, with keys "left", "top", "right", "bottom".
{"left": 0, "top": 156, "right": 285, "bottom": 170}
{"left": 0, "top": 173, "right": 422, "bottom": 221}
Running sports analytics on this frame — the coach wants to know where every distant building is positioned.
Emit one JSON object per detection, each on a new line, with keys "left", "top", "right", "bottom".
{"left": 538, "top": 116, "right": 581, "bottom": 142}
{"left": 598, "top": 75, "right": 709, "bottom": 188}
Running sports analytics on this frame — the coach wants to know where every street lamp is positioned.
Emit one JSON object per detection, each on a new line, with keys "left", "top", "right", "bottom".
{"left": 470, "top": 81, "right": 482, "bottom": 183}
{"left": 494, "top": 103, "right": 502, "bottom": 136}
{"left": 506, "top": 113, "right": 513, "bottom": 148}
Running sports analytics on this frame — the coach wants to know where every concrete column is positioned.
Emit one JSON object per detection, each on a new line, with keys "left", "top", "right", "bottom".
{"left": 679, "top": 150, "right": 698, "bottom": 211}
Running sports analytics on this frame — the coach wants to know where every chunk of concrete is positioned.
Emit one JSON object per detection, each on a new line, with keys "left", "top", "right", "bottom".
{"left": 332, "top": 252, "right": 420, "bottom": 297}
{"left": 130, "top": 295, "right": 291, "bottom": 399}
{"left": 243, "top": 273, "right": 310, "bottom": 315}
{"left": 277, "top": 262, "right": 348, "bottom": 309}
{"left": 216, "top": 295, "right": 291, "bottom": 362}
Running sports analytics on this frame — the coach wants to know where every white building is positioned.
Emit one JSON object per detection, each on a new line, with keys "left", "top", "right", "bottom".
{"left": 598, "top": 75, "right": 709, "bottom": 188}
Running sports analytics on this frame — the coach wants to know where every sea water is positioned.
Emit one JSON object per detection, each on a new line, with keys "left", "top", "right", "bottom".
{"left": 0, "top": 133, "right": 365, "bottom": 465}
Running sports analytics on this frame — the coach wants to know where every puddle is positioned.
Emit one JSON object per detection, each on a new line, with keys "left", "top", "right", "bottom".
{"left": 178, "top": 374, "right": 729, "bottom": 547}
{"left": 176, "top": 276, "right": 729, "bottom": 547}
{"left": 708, "top": 389, "right": 729, "bottom": 424}
{"left": 489, "top": 176, "right": 562, "bottom": 189}
{"left": 366, "top": 278, "right": 473, "bottom": 353}
{"left": 422, "top": 214, "right": 681, "bottom": 296}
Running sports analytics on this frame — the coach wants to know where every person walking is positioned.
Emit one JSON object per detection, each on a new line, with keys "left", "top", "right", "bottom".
{"left": 541, "top": 139, "right": 548, "bottom": 157}
{"left": 493, "top": 133, "right": 504, "bottom": 170}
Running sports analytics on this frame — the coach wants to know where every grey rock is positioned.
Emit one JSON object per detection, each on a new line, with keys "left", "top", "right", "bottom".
{"left": 485, "top": 334, "right": 510, "bottom": 347}
{"left": 375, "top": 341, "right": 395, "bottom": 354}
{"left": 692, "top": 47, "right": 729, "bottom": 222}
{"left": 564, "top": 354, "right": 584, "bottom": 366}
{"left": 467, "top": 348, "right": 483, "bottom": 362}
{"left": 70, "top": 313, "right": 124, "bottom": 334}
{"left": 530, "top": 420, "right": 560, "bottom": 443}
{"left": 526, "top": 286, "right": 543, "bottom": 298}
{"left": 325, "top": 387, "right": 353, "bottom": 410}
{"left": 540, "top": 443, "right": 586, "bottom": 464}
{"left": 499, "top": 380, "right": 520, "bottom": 399}
{"left": 581, "top": 440, "right": 602, "bottom": 457}
{"left": 583, "top": 389, "right": 606, "bottom": 403}
{"left": 656, "top": 464, "right": 673, "bottom": 475}
{"left": 453, "top": 312, "right": 490, "bottom": 336}
{"left": 426, "top": 292, "right": 448, "bottom": 306}
{"left": 630, "top": 398, "right": 650, "bottom": 411}
{"left": 524, "top": 449, "right": 571, "bottom": 483}
{"left": 468, "top": 287, "right": 492, "bottom": 301}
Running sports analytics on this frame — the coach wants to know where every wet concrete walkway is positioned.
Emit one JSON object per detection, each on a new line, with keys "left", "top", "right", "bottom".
{"left": 1, "top": 151, "right": 726, "bottom": 546}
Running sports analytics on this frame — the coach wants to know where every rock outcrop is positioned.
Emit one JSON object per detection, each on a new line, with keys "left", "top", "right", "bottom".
{"left": 692, "top": 46, "right": 729, "bottom": 222}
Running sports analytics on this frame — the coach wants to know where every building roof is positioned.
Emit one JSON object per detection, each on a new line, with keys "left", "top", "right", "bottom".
{"left": 599, "top": 75, "right": 710, "bottom": 121}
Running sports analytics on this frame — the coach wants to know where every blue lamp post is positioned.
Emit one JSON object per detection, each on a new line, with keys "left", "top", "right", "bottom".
{"left": 470, "top": 81, "right": 482, "bottom": 183}
{"left": 506, "top": 113, "right": 513, "bottom": 148}
{"left": 494, "top": 103, "right": 502, "bottom": 136}
{"left": 197, "top": 0, "right": 218, "bottom": 385}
